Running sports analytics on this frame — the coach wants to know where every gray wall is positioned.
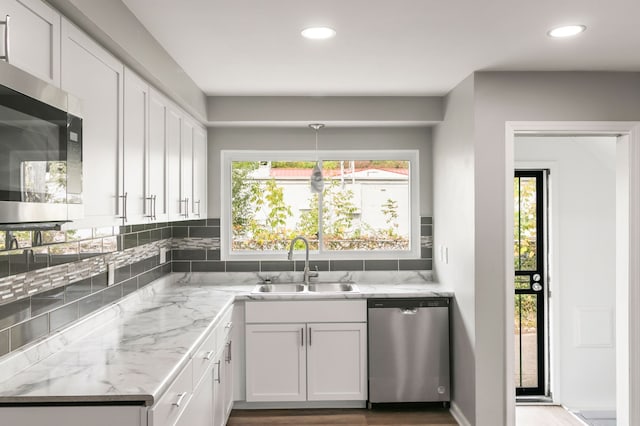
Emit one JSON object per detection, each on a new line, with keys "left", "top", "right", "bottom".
{"left": 207, "top": 126, "right": 433, "bottom": 218}
{"left": 472, "top": 71, "right": 640, "bottom": 426}
{"left": 432, "top": 75, "right": 476, "bottom": 425}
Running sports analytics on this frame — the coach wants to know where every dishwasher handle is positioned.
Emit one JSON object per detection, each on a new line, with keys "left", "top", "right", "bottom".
{"left": 401, "top": 307, "right": 418, "bottom": 315}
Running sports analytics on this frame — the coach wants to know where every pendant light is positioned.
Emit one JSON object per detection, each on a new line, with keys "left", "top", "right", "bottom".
{"left": 309, "top": 123, "right": 325, "bottom": 193}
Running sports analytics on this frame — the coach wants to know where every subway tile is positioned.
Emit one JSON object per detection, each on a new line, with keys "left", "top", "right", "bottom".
{"left": 119, "top": 225, "right": 131, "bottom": 234}
{"left": 226, "top": 261, "right": 259, "bottom": 272}
{"left": 172, "top": 250, "right": 206, "bottom": 261}
{"left": 330, "top": 260, "right": 364, "bottom": 271}
{"left": 420, "top": 224, "right": 433, "bottom": 237}
{"left": 10, "top": 315, "right": 48, "bottom": 350}
{"left": 189, "top": 227, "right": 219, "bottom": 238}
{"left": 50, "top": 253, "right": 79, "bottom": 266}
{"left": 138, "top": 231, "right": 151, "bottom": 246}
{"left": 130, "top": 260, "right": 146, "bottom": 277}
{"left": 130, "top": 224, "right": 146, "bottom": 233}
{"left": 91, "top": 272, "right": 109, "bottom": 292}
{"left": 0, "top": 329, "right": 8, "bottom": 356}
{"left": 138, "top": 270, "right": 157, "bottom": 288}
{"left": 29, "top": 249, "right": 49, "bottom": 271}
{"left": 0, "top": 298, "right": 31, "bottom": 330}
{"left": 115, "top": 265, "right": 131, "bottom": 283}
{"left": 144, "top": 255, "right": 159, "bottom": 270}
{"left": 165, "top": 250, "right": 173, "bottom": 262}
{"left": 50, "top": 302, "right": 78, "bottom": 332}
{"left": 420, "top": 216, "right": 433, "bottom": 225}
{"left": 78, "top": 293, "right": 104, "bottom": 317}
{"left": 206, "top": 249, "right": 220, "bottom": 260}
{"left": 181, "top": 219, "right": 207, "bottom": 227}
{"left": 8, "top": 252, "right": 29, "bottom": 274}
{"left": 65, "top": 278, "right": 92, "bottom": 303}
{"left": 150, "top": 229, "right": 162, "bottom": 242}
{"left": 144, "top": 223, "right": 157, "bottom": 231}
{"left": 172, "top": 227, "right": 188, "bottom": 238}
{"left": 206, "top": 218, "right": 221, "bottom": 226}
{"left": 31, "top": 288, "right": 65, "bottom": 316}
{"left": 123, "top": 234, "right": 138, "bottom": 249}
{"left": 364, "top": 259, "right": 399, "bottom": 271}
{"left": 161, "top": 227, "right": 172, "bottom": 240}
{"left": 421, "top": 247, "right": 433, "bottom": 259}
{"left": 399, "top": 259, "right": 432, "bottom": 270}
{"left": 172, "top": 261, "right": 191, "bottom": 273}
{"left": 295, "top": 260, "right": 329, "bottom": 272}
{"left": 260, "top": 261, "right": 294, "bottom": 272}
{"left": 191, "top": 261, "right": 225, "bottom": 272}
{"left": 102, "top": 284, "right": 123, "bottom": 304}
{"left": 162, "top": 263, "right": 172, "bottom": 275}
{"left": 117, "top": 236, "right": 124, "bottom": 251}
{"left": 0, "top": 253, "right": 9, "bottom": 278}
{"left": 122, "top": 278, "right": 138, "bottom": 296}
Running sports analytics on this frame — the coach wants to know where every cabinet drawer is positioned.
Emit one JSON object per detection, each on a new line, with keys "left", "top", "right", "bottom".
{"left": 216, "top": 305, "right": 233, "bottom": 350}
{"left": 150, "top": 359, "right": 193, "bottom": 426}
{"left": 246, "top": 300, "right": 366, "bottom": 323}
{"left": 192, "top": 327, "right": 217, "bottom": 389}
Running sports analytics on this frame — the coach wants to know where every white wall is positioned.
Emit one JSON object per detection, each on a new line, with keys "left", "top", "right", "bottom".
{"left": 515, "top": 136, "right": 617, "bottom": 411}
{"left": 432, "top": 75, "right": 476, "bottom": 426}
{"left": 207, "top": 126, "right": 433, "bottom": 218}
{"left": 473, "top": 71, "right": 640, "bottom": 426}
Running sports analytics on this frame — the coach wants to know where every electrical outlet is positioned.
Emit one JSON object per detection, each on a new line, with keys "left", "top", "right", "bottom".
{"left": 108, "top": 263, "right": 115, "bottom": 286}
{"left": 160, "top": 247, "right": 167, "bottom": 264}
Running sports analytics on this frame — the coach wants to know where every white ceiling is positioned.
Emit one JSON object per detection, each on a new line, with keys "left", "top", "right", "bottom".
{"left": 121, "top": 0, "right": 640, "bottom": 96}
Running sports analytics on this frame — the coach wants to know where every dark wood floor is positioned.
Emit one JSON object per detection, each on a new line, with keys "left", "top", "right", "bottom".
{"left": 227, "top": 407, "right": 457, "bottom": 426}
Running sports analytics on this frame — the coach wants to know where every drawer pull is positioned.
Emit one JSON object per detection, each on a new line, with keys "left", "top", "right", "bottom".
{"left": 225, "top": 341, "right": 232, "bottom": 363}
{"left": 225, "top": 321, "right": 233, "bottom": 331}
{"left": 215, "top": 360, "right": 222, "bottom": 383}
{"left": 172, "top": 392, "right": 187, "bottom": 408}
{"left": 204, "top": 350, "right": 214, "bottom": 361}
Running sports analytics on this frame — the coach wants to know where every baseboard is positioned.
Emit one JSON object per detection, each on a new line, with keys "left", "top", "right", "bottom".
{"left": 449, "top": 401, "right": 472, "bottom": 426}
{"left": 232, "top": 400, "right": 367, "bottom": 410}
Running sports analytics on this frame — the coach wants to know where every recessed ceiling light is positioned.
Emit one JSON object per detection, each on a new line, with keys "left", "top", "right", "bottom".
{"left": 547, "top": 25, "right": 586, "bottom": 38}
{"left": 301, "top": 27, "right": 336, "bottom": 40}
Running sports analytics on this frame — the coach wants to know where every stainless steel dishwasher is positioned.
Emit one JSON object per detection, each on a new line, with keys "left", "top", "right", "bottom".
{"left": 368, "top": 298, "right": 450, "bottom": 405}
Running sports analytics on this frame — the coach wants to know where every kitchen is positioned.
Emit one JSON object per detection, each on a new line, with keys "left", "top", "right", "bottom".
{"left": 0, "top": 1, "right": 639, "bottom": 426}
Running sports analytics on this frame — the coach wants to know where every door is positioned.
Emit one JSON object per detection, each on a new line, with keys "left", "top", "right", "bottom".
{"left": 181, "top": 119, "right": 194, "bottom": 219}
{"left": 306, "top": 322, "right": 367, "bottom": 401}
{"left": 148, "top": 88, "right": 169, "bottom": 222}
{"left": 192, "top": 126, "right": 207, "bottom": 219}
{"left": 514, "top": 170, "right": 547, "bottom": 396}
{"left": 175, "top": 364, "right": 213, "bottom": 426}
{"left": 166, "top": 104, "right": 183, "bottom": 221}
{"left": 212, "top": 349, "right": 225, "bottom": 426}
{"left": 245, "top": 323, "right": 306, "bottom": 402}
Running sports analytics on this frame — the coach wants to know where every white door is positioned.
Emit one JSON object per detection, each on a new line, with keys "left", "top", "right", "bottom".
{"left": 212, "top": 350, "right": 225, "bottom": 426}
{"left": 175, "top": 365, "right": 213, "bottom": 426}
{"left": 122, "top": 68, "right": 148, "bottom": 224}
{"left": 166, "top": 104, "right": 183, "bottom": 221}
{"left": 306, "top": 322, "right": 367, "bottom": 401}
{"left": 148, "top": 88, "right": 169, "bottom": 222}
{"left": 192, "top": 126, "right": 207, "bottom": 219}
{"left": 181, "top": 119, "right": 194, "bottom": 219}
{"left": 0, "top": 0, "right": 60, "bottom": 85}
{"left": 245, "top": 323, "right": 306, "bottom": 402}
{"left": 61, "top": 18, "right": 123, "bottom": 227}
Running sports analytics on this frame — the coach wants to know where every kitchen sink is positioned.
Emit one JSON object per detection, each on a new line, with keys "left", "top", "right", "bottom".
{"left": 308, "top": 282, "right": 359, "bottom": 292}
{"left": 253, "top": 283, "right": 305, "bottom": 293}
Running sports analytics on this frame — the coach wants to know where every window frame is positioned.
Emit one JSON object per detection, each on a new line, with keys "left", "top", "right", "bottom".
{"left": 220, "top": 149, "right": 420, "bottom": 260}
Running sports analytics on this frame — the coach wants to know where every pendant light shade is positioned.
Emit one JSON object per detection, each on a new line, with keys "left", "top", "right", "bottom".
{"left": 309, "top": 124, "right": 325, "bottom": 193}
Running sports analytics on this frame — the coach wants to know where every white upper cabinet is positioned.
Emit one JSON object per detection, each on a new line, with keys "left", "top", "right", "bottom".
{"left": 122, "top": 68, "right": 148, "bottom": 224}
{"left": 192, "top": 126, "right": 207, "bottom": 219}
{"left": 148, "top": 88, "right": 169, "bottom": 222}
{"left": 181, "top": 118, "right": 194, "bottom": 219}
{"left": 61, "top": 18, "right": 124, "bottom": 227}
{"left": 166, "top": 103, "right": 184, "bottom": 221}
{"left": 0, "top": 0, "right": 60, "bottom": 86}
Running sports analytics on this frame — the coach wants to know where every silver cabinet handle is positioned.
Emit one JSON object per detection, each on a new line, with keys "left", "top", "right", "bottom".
{"left": 0, "top": 15, "right": 9, "bottom": 62}
{"left": 119, "top": 192, "right": 128, "bottom": 223}
{"left": 204, "top": 350, "right": 214, "bottom": 361}
{"left": 152, "top": 194, "right": 157, "bottom": 220}
{"left": 308, "top": 327, "right": 312, "bottom": 346}
{"left": 194, "top": 200, "right": 201, "bottom": 217}
{"left": 144, "top": 195, "right": 154, "bottom": 219}
{"left": 172, "top": 392, "right": 187, "bottom": 407}
{"left": 215, "top": 360, "right": 221, "bottom": 383}
{"left": 301, "top": 327, "right": 304, "bottom": 346}
{"left": 225, "top": 341, "right": 232, "bottom": 363}
{"left": 181, "top": 197, "right": 189, "bottom": 217}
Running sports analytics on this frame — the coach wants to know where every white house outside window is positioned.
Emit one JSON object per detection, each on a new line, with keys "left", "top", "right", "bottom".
{"left": 221, "top": 150, "right": 420, "bottom": 260}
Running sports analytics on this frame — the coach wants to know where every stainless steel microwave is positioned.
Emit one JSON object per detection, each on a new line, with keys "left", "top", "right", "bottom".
{"left": 0, "top": 60, "right": 82, "bottom": 228}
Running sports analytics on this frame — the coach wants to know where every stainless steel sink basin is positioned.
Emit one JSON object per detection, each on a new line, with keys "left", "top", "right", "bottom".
{"left": 308, "top": 282, "right": 359, "bottom": 293}
{"left": 253, "top": 283, "right": 305, "bottom": 293}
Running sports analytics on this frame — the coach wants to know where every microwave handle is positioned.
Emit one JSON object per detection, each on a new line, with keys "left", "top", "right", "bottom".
{"left": 1, "top": 15, "right": 10, "bottom": 62}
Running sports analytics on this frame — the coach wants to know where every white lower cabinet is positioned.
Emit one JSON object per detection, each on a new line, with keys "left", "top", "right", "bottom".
{"left": 245, "top": 300, "right": 367, "bottom": 403}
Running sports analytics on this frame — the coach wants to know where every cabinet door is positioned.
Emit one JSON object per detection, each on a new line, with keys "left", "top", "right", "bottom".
{"left": 0, "top": 0, "right": 60, "bottom": 85}
{"left": 148, "top": 88, "right": 169, "bottom": 222}
{"left": 306, "top": 322, "right": 367, "bottom": 401}
{"left": 175, "top": 364, "right": 213, "bottom": 426}
{"left": 61, "top": 18, "right": 123, "bottom": 227}
{"left": 181, "top": 119, "right": 194, "bottom": 218}
{"left": 122, "top": 67, "right": 148, "bottom": 224}
{"left": 212, "top": 349, "right": 225, "bottom": 426}
{"left": 245, "top": 323, "right": 306, "bottom": 402}
{"left": 166, "top": 104, "right": 183, "bottom": 221}
{"left": 192, "top": 126, "right": 207, "bottom": 219}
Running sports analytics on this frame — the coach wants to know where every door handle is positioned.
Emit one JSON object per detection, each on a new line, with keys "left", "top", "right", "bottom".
{"left": 401, "top": 308, "right": 418, "bottom": 315}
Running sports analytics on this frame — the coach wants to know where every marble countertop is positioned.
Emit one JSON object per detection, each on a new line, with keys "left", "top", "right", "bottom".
{"left": 0, "top": 272, "right": 452, "bottom": 406}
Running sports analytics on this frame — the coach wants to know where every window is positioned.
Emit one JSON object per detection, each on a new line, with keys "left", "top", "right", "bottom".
{"left": 221, "top": 150, "right": 420, "bottom": 259}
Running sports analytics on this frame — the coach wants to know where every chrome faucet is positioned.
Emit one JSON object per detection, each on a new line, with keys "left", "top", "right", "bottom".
{"left": 287, "top": 236, "right": 318, "bottom": 284}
